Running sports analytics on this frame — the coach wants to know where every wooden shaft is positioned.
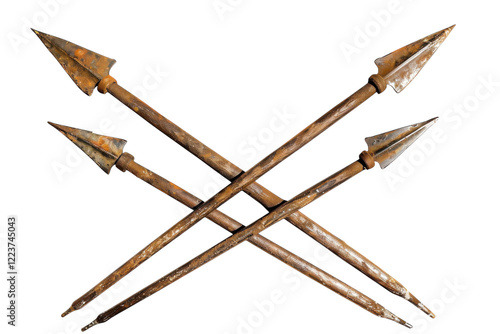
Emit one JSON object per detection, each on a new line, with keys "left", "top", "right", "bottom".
{"left": 91, "top": 160, "right": 373, "bottom": 326}
{"left": 103, "top": 80, "right": 412, "bottom": 301}
{"left": 121, "top": 155, "right": 389, "bottom": 314}
{"left": 101, "top": 82, "right": 408, "bottom": 287}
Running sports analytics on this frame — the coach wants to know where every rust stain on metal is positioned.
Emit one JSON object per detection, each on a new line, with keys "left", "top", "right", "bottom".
{"left": 32, "top": 29, "right": 116, "bottom": 95}
{"left": 365, "top": 117, "right": 438, "bottom": 168}
{"left": 79, "top": 119, "right": 435, "bottom": 330}
{"left": 48, "top": 122, "right": 126, "bottom": 174}
{"left": 35, "top": 27, "right": 453, "bottom": 321}
{"left": 375, "top": 25, "right": 455, "bottom": 92}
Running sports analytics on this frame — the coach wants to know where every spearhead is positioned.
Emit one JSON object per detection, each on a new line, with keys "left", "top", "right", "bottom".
{"left": 33, "top": 25, "right": 453, "bottom": 96}
{"left": 48, "top": 122, "right": 126, "bottom": 174}
{"left": 375, "top": 25, "right": 455, "bottom": 93}
{"left": 365, "top": 117, "right": 438, "bottom": 169}
{"left": 33, "top": 29, "right": 116, "bottom": 96}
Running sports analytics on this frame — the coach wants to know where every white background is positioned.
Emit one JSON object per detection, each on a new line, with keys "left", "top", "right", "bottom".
{"left": 1, "top": 1, "right": 499, "bottom": 333}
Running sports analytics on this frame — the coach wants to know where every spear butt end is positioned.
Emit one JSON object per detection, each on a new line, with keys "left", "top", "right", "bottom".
{"left": 81, "top": 320, "right": 98, "bottom": 332}
{"left": 61, "top": 306, "right": 75, "bottom": 317}
{"left": 382, "top": 307, "right": 412, "bottom": 328}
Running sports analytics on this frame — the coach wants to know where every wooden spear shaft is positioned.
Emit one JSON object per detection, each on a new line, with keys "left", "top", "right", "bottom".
{"left": 64, "top": 80, "right": 429, "bottom": 316}
{"left": 33, "top": 28, "right": 452, "bottom": 317}
{"left": 84, "top": 152, "right": 414, "bottom": 330}
{"left": 109, "top": 152, "right": 405, "bottom": 323}
{"left": 50, "top": 120, "right": 433, "bottom": 319}
{"left": 53, "top": 117, "right": 435, "bottom": 330}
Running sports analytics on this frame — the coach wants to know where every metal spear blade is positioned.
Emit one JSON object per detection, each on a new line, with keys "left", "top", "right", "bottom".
{"left": 48, "top": 122, "right": 126, "bottom": 174}
{"left": 32, "top": 29, "right": 116, "bottom": 96}
{"left": 365, "top": 117, "right": 438, "bottom": 169}
{"left": 375, "top": 25, "right": 455, "bottom": 93}
{"left": 33, "top": 25, "right": 454, "bottom": 96}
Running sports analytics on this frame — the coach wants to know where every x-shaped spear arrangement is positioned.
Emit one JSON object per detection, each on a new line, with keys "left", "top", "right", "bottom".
{"left": 34, "top": 24, "right": 454, "bottom": 330}
{"left": 50, "top": 118, "right": 436, "bottom": 330}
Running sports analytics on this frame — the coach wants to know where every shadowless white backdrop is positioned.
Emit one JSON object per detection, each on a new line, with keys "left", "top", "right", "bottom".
{"left": 1, "top": 1, "right": 498, "bottom": 333}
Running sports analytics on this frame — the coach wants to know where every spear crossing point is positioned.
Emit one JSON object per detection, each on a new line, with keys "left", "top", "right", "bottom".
{"left": 52, "top": 123, "right": 434, "bottom": 319}
{"left": 80, "top": 117, "right": 437, "bottom": 330}
{"left": 49, "top": 122, "right": 411, "bottom": 328}
{"left": 35, "top": 26, "right": 452, "bottom": 318}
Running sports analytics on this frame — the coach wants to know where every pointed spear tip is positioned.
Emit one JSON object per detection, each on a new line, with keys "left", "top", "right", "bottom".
{"left": 47, "top": 120, "right": 62, "bottom": 130}
{"left": 31, "top": 28, "right": 51, "bottom": 44}
{"left": 48, "top": 121, "right": 76, "bottom": 138}
{"left": 375, "top": 24, "right": 455, "bottom": 93}
{"left": 365, "top": 117, "right": 438, "bottom": 169}
{"left": 32, "top": 29, "right": 116, "bottom": 96}
{"left": 423, "top": 116, "right": 439, "bottom": 127}
{"left": 31, "top": 28, "right": 46, "bottom": 37}
{"left": 48, "top": 121, "right": 127, "bottom": 174}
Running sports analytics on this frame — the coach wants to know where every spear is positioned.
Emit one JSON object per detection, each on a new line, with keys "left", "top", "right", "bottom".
{"left": 33, "top": 26, "right": 452, "bottom": 317}
{"left": 48, "top": 121, "right": 412, "bottom": 329}
{"left": 81, "top": 118, "right": 437, "bottom": 331}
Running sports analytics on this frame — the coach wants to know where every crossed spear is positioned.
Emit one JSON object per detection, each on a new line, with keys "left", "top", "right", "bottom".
{"left": 33, "top": 25, "right": 454, "bottom": 330}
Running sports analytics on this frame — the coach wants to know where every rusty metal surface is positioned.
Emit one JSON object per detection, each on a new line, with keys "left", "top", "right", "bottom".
{"left": 35, "top": 27, "right": 453, "bottom": 318}
{"left": 33, "top": 30, "right": 116, "bottom": 96}
{"left": 82, "top": 119, "right": 434, "bottom": 330}
{"left": 375, "top": 25, "right": 455, "bottom": 93}
{"left": 365, "top": 117, "right": 438, "bottom": 168}
{"left": 83, "top": 161, "right": 367, "bottom": 331}
{"left": 119, "top": 154, "right": 408, "bottom": 326}
{"left": 51, "top": 123, "right": 432, "bottom": 320}
{"left": 48, "top": 122, "right": 126, "bottom": 174}
{"left": 92, "top": 82, "right": 378, "bottom": 318}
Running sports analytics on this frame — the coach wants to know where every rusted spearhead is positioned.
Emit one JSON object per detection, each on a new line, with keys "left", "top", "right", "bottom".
{"left": 33, "top": 25, "right": 454, "bottom": 96}
{"left": 80, "top": 117, "right": 437, "bottom": 331}
{"left": 48, "top": 122, "right": 126, "bottom": 174}
{"left": 375, "top": 25, "right": 455, "bottom": 92}
{"left": 32, "top": 29, "right": 116, "bottom": 96}
{"left": 365, "top": 117, "right": 438, "bottom": 168}
{"left": 49, "top": 122, "right": 419, "bottom": 327}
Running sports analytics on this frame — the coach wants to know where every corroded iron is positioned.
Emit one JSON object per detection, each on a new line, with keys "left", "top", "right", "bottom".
{"left": 82, "top": 118, "right": 436, "bottom": 331}
{"left": 32, "top": 29, "right": 116, "bottom": 96}
{"left": 34, "top": 26, "right": 453, "bottom": 319}
{"left": 375, "top": 25, "right": 455, "bottom": 92}
{"left": 47, "top": 122, "right": 126, "bottom": 174}
{"left": 52, "top": 122, "right": 435, "bottom": 319}
{"left": 49, "top": 122, "right": 410, "bottom": 328}
{"left": 366, "top": 117, "right": 438, "bottom": 168}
